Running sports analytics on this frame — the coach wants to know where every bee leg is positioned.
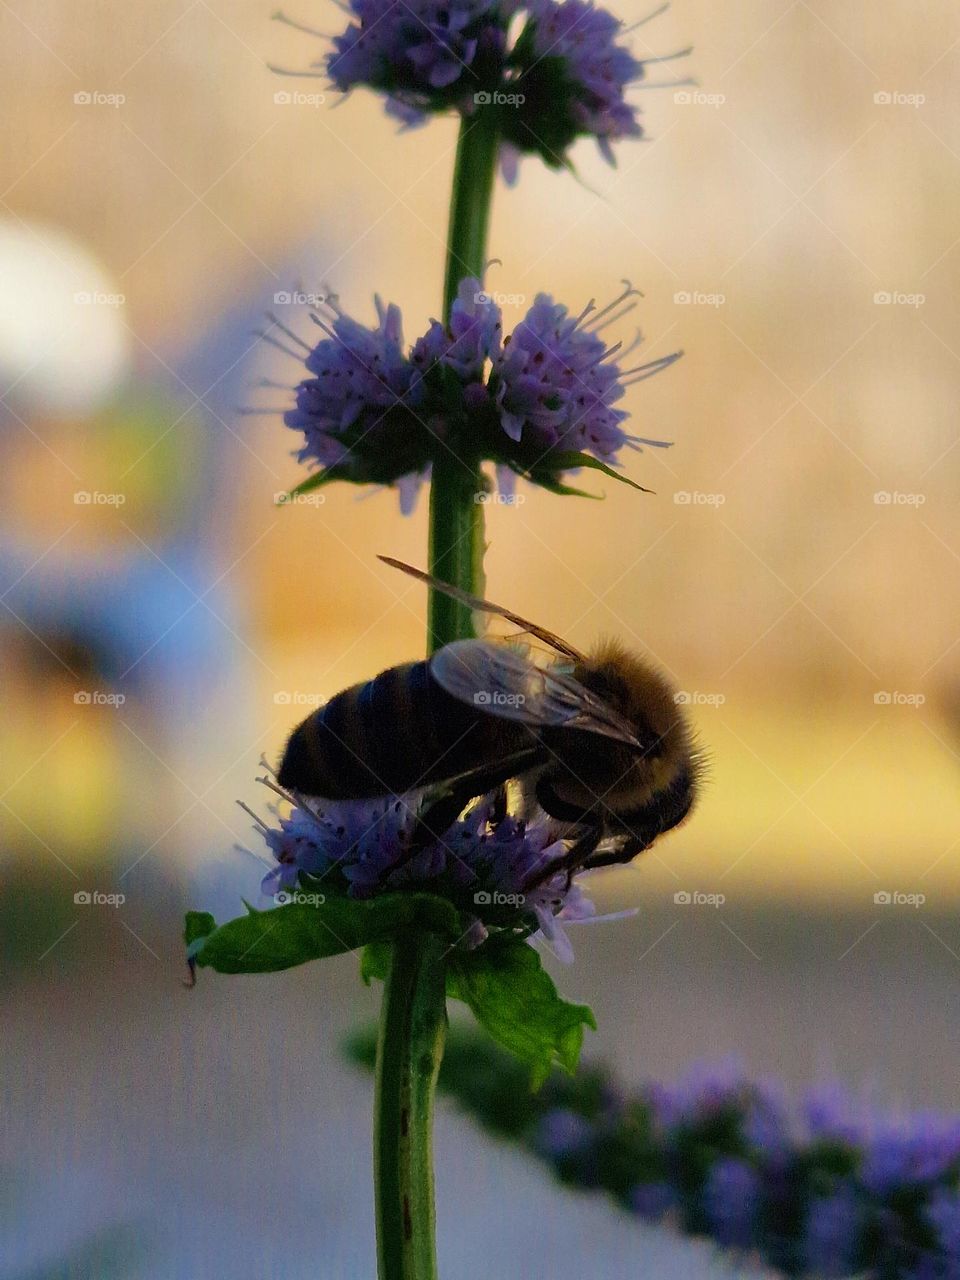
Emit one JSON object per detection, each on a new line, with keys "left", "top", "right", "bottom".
{"left": 581, "top": 836, "right": 648, "bottom": 871}
{"left": 489, "top": 784, "right": 508, "bottom": 826}
{"left": 398, "top": 752, "right": 543, "bottom": 867}
{"left": 524, "top": 816, "right": 604, "bottom": 894}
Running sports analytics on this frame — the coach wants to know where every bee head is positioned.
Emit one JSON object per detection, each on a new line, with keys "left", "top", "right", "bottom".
{"left": 577, "top": 638, "right": 701, "bottom": 828}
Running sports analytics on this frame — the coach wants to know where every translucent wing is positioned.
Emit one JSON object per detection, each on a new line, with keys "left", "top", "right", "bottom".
{"left": 431, "top": 640, "right": 641, "bottom": 747}
{"left": 379, "top": 556, "right": 584, "bottom": 662}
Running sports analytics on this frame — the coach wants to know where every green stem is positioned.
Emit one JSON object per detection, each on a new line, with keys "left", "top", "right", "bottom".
{"left": 373, "top": 106, "right": 501, "bottom": 1280}
{"left": 428, "top": 107, "right": 501, "bottom": 653}
{"left": 374, "top": 931, "right": 448, "bottom": 1280}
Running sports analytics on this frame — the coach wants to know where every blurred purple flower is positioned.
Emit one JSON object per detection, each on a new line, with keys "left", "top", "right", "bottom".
{"left": 701, "top": 1156, "right": 761, "bottom": 1249}
{"left": 533, "top": 1107, "right": 594, "bottom": 1159}
{"left": 280, "top": 0, "right": 687, "bottom": 172}
{"left": 804, "top": 1184, "right": 864, "bottom": 1278}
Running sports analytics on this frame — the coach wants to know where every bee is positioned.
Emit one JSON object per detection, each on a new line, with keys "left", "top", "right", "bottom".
{"left": 278, "top": 557, "right": 700, "bottom": 879}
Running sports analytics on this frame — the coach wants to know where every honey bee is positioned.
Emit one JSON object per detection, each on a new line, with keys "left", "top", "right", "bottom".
{"left": 278, "top": 557, "right": 700, "bottom": 879}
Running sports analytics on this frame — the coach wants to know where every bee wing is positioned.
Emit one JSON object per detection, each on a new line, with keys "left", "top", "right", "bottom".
{"left": 431, "top": 640, "right": 642, "bottom": 747}
{"left": 379, "top": 556, "right": 584, "bottom": 663}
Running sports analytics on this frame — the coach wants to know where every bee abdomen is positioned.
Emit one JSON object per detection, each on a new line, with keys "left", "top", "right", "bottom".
{"left": 278, "top": 659, "right": 487, "bottom": 799}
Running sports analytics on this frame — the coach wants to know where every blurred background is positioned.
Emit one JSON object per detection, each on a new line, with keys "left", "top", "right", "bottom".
{"left": 2, "top": 0, "right": 959, "bottom": 1275}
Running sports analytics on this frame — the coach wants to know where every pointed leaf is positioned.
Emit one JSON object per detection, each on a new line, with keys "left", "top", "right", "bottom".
{"left": 190, "top": 893, "right": 461, "bottom": 975}
{"left": 539, "top": 451, "right": 653, "bottom": 494}
{"left": 447, "top": 934, "right": 596, "bottom": 1087}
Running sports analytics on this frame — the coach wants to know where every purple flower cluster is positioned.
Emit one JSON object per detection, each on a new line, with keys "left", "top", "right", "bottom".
{"left": 280, "top": 279, "right": 676, "bottom": 508}
{"left": 501, "top": 0, "right": 650, "bottom": 172}
{"left": 517, "top": 1057, "right": 960, "bottom": 1278}
{"left": 327, "top": 0, "right": 505, "bottom": 124}
{"left": 284, "top": 0, "right": 683, "bottom": 170}
{"left": 253, "top": 787, "right": 596, "bottom": 956}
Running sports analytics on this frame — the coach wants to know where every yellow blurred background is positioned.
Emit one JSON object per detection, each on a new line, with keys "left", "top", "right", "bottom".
{"left": 2, "top": 0, "right": 960, "bottom": 918}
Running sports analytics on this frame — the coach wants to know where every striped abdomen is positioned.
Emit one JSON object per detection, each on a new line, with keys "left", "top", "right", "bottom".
{"left": 277, "top": 659, "right": 534, "bottom": 799}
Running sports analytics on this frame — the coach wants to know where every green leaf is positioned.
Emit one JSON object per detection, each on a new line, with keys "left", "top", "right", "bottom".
{"left": 447, "top": 934, "right": 596, "bottom": 1087}
{"left": 538, "top": 451, "right": 654, "bottom": 494}
{"left": 360, "top": 940, "right": 392, "bottom": 985}
{"left": 188, "top": 893, "right": 461, "bottom": 975}
{"left": 276, "top": 466, "right": 348, "bottom": 505}
{"left": 183, "top": 911, "right": 215, "bottom": 956}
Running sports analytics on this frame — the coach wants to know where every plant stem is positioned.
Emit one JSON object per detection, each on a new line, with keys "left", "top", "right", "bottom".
{"left": 374, "top": 930, "right": 448, "bottom": 1280}
{"left": 373, "top": 106, "right": 501, "bottom": 1280}
{"left": 428, "top": 107, "right": 501, "bottom": 652}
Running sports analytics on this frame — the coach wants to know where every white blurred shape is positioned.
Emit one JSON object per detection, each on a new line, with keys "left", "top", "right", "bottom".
{"left": 0, "top": 218, "right": 130, "bottom": 414}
